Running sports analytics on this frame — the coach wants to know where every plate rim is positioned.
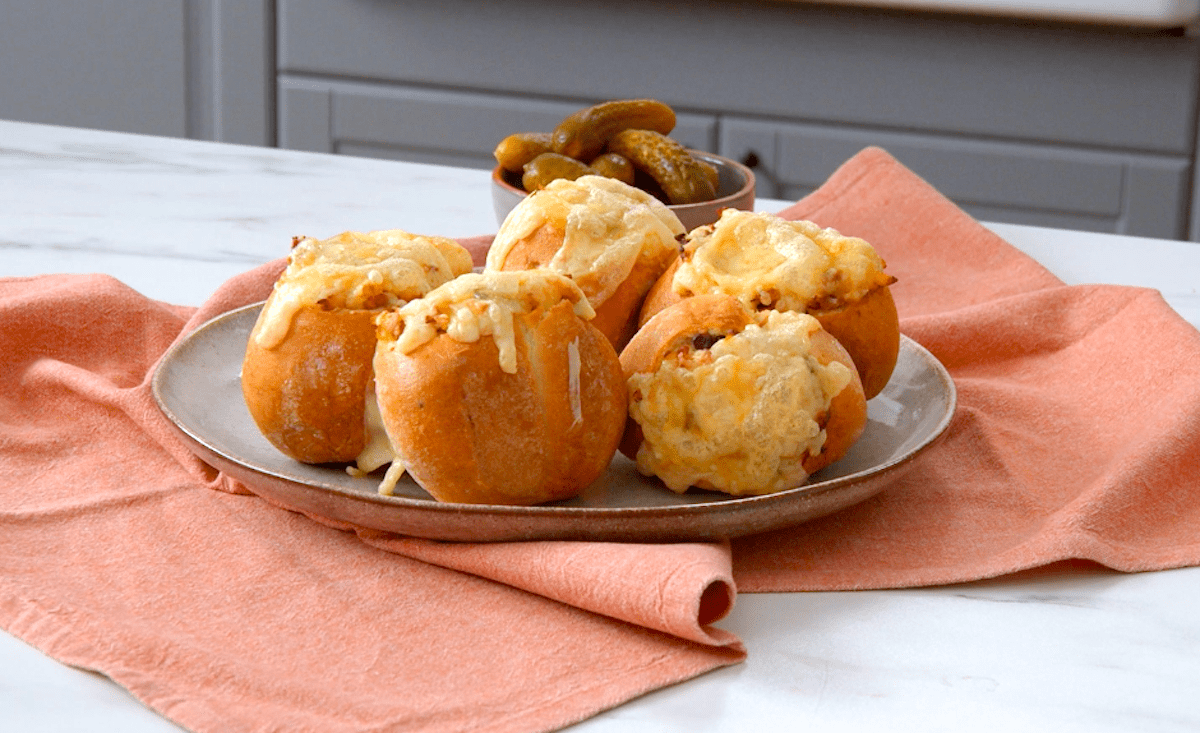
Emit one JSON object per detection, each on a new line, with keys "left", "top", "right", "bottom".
{"left": 152, "top": 302, "right": 957, "bottom": 535}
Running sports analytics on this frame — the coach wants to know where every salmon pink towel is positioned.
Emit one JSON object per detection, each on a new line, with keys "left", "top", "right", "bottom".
{"left": 4, "top": 147, "right": 1200, "bottom": 732}
{"left": 0, "top": 262, "right": 742, "bottom": 732}
{"left": 733, "top": 147, "right": 1200, "bottom": 591}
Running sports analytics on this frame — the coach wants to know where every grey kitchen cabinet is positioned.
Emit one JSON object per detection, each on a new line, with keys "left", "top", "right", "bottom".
{"left": 4, "top": 0, "right": 1199, "bottom": 240}
{"left": 0, "top": 0, "right": 273, "bottom": 146}
{"left": 275, "top": 0, "right": 1200, "bottom": 241}
{"left": 277, "top": 78, "right": 720, "bottom": 169}
{"left": 719, "top": 117, "right": 1192, "bottom": 236}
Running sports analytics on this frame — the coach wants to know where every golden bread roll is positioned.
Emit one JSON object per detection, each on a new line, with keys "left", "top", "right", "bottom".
{"left": 241, "top": 229, "right": 473, "bottom": 465}
{"left": 620, "top": 294, "right": 867, "bottom": 497}
{"left": 639, "top": 209, "right": 899, "bottom": 399}
{"left": 372, "top": 270, "right": 627, "bottom": 505}
{"left": 485, "top": 174, "right": 685, "bottom": 352}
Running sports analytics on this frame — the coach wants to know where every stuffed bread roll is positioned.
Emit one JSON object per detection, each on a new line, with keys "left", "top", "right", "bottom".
{"left": 620, "top": 294, "right": 867, "bottom": 497}
{"left": 639, "top": 209, "right": 899, "bottom": 399}
{"left": 485, "top": 174, "right": 684, "bottom": 351}
{"left": 241, "top": 229, "right": 473, "bottom": 466}
{"left": 372, "top": 270, "right": 626, "bottom": 505}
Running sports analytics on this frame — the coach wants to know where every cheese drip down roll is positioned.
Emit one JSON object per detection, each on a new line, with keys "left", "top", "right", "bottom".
{"left": 639, "top": 209, "right": 899, "bottom": 399}
{"left": 620, "top": 294, "right": 867, "bottom": 496}
{"left": 372, "top": 270, "right": 627, "bottom": 505}
{"left": 486, "top": 175, "right": 685, "bottom": 352}
{"left": 241, "top": 229, "right": 473, "bottom": 466}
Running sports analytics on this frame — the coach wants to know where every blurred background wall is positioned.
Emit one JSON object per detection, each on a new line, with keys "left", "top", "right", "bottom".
{"left": 4, "top": 0, "right": 1199, "bottom": 241}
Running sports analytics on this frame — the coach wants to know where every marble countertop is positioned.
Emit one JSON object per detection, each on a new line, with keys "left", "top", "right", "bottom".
{"left": 3, "top": 119, "right": 1200, "bottom": 732}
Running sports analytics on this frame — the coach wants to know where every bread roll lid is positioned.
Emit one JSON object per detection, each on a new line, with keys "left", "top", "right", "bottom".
{"left": 376, "top": 269, "right": 594, "bottom": 375}
{"left": 672, "top": 209, "right": 893, "bottom": 312}
{"left": 254, "top": 229, "right": 473, "bottom": 349}
{"left": 485, "top": 175, "right": 684, "bottom": 306}
{"left": 628, "top": 308, "right": 855, "bottom": 496}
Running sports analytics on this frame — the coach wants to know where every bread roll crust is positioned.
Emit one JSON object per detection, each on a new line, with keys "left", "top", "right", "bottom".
{"left": 620, "top": 294, "right": 755, "bottom": 389}
{"left": 794, "top": 321, "right": 869, "bottom": 478}
{"left": 240, "top": 229, "right": 474, "bottom": 466}
{"left": 374, "top": 279, "right": 627, "bottom": 505}
{"left": 242, "top": 304, "right": 378, "bottom": 463}
{"left": 637, "top": 254, "right": 684, "bottom": 328}
{"left": 807, "top": 284, "right": 899, "bottom": 402}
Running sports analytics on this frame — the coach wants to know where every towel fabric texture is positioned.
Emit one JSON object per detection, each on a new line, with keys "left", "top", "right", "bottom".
{"left": 3, "top": 148, "right": 1199, "bottom": 732}
{"left": 734, "top": 148, "right": 1200, "bottom": 591}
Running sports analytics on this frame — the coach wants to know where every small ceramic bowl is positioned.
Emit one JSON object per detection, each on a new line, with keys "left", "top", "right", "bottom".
{"left": 490, "top": 150, "right": 755, "bottom": 233}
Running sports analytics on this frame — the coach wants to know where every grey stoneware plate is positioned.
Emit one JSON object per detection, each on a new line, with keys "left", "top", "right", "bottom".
{"left": 152, "top": 303, "right": 957, "bottom": 543}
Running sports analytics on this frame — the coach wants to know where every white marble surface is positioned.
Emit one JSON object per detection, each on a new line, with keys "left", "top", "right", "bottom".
{"left": 3, "top": 119, "right": 1200, "bottom": 732}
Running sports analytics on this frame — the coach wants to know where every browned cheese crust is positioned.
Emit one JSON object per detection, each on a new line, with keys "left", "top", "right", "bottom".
{"left": 242, "top": 305, "right": 378, "bottom": 463}
{"left": 619, "top": 294, "right": 867, "bottom": 495}
{"left": 374, "top": 300, "right": 627, "bottom": 505}
{"left": 618, "top": 294, "right": 752, "bottom": 461}
{"left": 637, "top": 220, "right": 899, "bottom": 401}
{"left": 486, "top": 176, "right": 684, "bottom": 354}
{"left": 494, "top": 219, "right": 673, "bottom": 351}
{"left": 642, "top": 266, "right": 897, "bottom": 401}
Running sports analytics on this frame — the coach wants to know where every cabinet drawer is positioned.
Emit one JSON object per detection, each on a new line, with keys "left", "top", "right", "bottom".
{"left": 278, "top": 0, "right": 1200, "bottom": 154}
{"left": 278, "top": 77, "right": 717, "bottom": 169}
{"left": 721, "top": 118, "right": 1190, "bottom": 239}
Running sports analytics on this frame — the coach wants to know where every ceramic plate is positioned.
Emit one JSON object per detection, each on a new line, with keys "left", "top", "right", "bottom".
{"left": 152, "top": 303, "right": 956, "bottom": 542}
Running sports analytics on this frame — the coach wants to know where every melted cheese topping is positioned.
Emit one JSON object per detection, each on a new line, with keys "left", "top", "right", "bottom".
{"left": 567, "top": 337, "right": 582, "bottom": 427}
{"left": 344, "top": 386, "right": 409, "bottom": 496}
{"left": 377, "top": 461, "right": 408, "bottom": 497}
{"left": 254, "top": 229, "right": 473, "bottom": 349}
{"left": 627, "top": 310, "right": 853, "bottom": 496}
{"left": 376, "top": 270, "right": 593, "bottom": 374}
{"left": 486, "top": 175, "right": 685, "bottom": 307}
{"left": 672, "top": 210, "right": 891, "bottom": 313}
{"left": 349, "top": 386, "right": 394, "bottom": 475}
